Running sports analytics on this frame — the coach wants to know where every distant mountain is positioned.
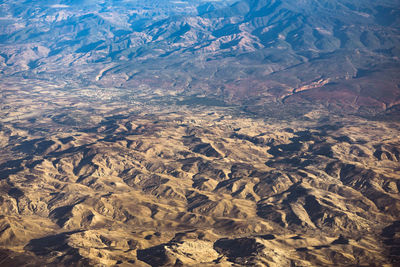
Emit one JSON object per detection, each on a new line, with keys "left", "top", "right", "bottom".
{"left": 1, "top": 2, "right": 400, "bottom": 266}
{"left": 1, "top": 0, "right": 399, "bottom": 117}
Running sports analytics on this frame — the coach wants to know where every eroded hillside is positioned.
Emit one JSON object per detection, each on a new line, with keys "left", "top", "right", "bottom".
{"left": 0, "top": 81, "right": 399, "bottom": 266}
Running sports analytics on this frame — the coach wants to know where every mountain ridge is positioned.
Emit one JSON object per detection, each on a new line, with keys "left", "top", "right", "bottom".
{"left": 1, "top": 1, "right": 400, "bottom": 265}
{"left": 1, "top": 0, "right": 399, "bottom": 117}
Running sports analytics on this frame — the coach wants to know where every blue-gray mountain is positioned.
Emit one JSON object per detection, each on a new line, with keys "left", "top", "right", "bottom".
{"left": 0, "top": 0, "right": 399, "bottom": 117}
{"left": 1, "top": 1, "right": 400, "bottom": 266}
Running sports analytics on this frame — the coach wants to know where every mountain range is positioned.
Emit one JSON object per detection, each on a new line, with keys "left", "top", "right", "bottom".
{"left": 1, "top": 0, "right": 399, "bottom": 117}
{"left": 0, "top": 0, "right": 400, "bottom": 266}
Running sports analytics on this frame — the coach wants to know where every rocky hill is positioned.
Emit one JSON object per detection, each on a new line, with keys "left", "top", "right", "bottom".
{"left": 0, "top": 0, "right": 400, "bottom": 266}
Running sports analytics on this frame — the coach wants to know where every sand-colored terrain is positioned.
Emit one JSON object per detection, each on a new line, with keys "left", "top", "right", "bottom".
{"left": 1, "top": 0, "right": 400, "bottom": 265}
{"left": 0, "top": 81, "right": 399, "bottom": 266}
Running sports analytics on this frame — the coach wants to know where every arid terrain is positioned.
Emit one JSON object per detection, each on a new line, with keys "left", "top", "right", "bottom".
{"left": 0, "top": 79, "right": 399, "bottom": 266}
{"left": 1, "top": 0, "right": 400, "bottom": 266}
